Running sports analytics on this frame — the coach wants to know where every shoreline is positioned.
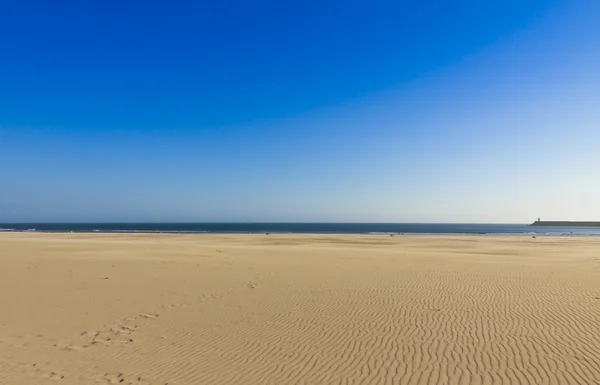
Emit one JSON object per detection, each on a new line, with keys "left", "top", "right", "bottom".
{"left": 3, "top": 222, "right": 599, "bottom": 236}
{"left": 0, "top": 231, "right": 594, "bottom": 240}
{"left": 0, "top": 229, "right": 596, "bottom": 236}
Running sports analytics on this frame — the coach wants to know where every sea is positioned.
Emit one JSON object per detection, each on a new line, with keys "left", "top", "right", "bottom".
{"left": 0, "top": 223, "right": 599, "bottom": 236}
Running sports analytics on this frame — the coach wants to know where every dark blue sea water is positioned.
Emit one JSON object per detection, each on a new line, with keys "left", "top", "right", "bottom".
{"left": 1, "top": 223, "right": 599, "bottom": 236}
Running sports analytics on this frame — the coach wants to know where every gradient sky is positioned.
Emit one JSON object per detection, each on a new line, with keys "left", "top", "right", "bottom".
{"left": 1, "top": 1, "right": 599, "bottom": 223}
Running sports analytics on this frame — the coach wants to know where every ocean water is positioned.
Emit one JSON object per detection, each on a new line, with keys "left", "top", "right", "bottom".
{"left": 0, "top": 223, "right": 599, "bottom": 236}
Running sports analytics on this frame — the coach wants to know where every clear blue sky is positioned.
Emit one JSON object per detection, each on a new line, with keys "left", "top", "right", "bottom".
{"left": 1, "top": 1, "right": 599, "bottom": 223}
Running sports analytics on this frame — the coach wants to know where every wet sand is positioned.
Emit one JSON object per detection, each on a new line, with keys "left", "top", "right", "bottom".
{"left": 1, "top": 233, "right": 599, "bottom": 384}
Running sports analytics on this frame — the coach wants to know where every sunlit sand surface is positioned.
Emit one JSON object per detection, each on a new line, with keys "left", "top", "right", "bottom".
{"left": 1, "top": 233, "right": 599, "bottom": 384}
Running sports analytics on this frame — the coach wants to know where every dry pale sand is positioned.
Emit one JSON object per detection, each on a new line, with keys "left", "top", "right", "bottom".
{"left": 0, "top": 233, "right": 599, "bottom": 384}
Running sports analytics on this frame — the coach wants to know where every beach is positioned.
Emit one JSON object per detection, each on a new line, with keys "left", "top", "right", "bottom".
{"left": 1, "top": 233, "right": 599, "bottom": 384}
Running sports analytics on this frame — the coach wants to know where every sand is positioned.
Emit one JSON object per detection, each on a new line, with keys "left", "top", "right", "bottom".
{"left": 0, "top": 233, "right": 599, "bottom": 384}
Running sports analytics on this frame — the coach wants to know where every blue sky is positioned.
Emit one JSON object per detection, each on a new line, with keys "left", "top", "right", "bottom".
{"left": 1, "top": 1, "right": 599, "bottom": 223}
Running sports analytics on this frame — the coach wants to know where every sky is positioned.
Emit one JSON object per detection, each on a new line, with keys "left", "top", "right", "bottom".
{"left": 1, "top": 0, "right": 599, "bottom": 223}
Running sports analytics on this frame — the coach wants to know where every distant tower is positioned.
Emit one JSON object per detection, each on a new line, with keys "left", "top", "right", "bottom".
{"left": 538, "top": 217, "right": 540, "bottom": 222}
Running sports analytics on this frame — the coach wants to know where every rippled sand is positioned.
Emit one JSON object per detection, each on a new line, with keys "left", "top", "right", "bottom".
{"left": 1, "top": 233, "right": 599, "bottom": 384}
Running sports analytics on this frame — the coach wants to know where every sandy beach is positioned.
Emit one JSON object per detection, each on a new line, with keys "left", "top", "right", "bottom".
{"left": 1, "top": 233, "right": 599, "bottom": 384}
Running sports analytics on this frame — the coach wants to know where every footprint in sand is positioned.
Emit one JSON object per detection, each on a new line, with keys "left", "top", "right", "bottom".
{"left": 246, "top": 274, "right": 261, "bottom": 289}
{"left": 96, "top": 371, "right": 161, "bottom": 384}
{"left": 12, "top": 362, "right": 67, "bottom": 381}
{"left": 63, "top": 312, "right": 162, "bottom": 350}
{"left": 0, "top": 334, "right": 44, "bottom": 348}
{"left": 65, "top": 323, "right": 139, "bottom": 350}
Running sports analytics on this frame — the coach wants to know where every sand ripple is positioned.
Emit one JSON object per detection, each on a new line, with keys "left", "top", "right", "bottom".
{"left": 1, "top": 234, "right": 599, "bottom": 384}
